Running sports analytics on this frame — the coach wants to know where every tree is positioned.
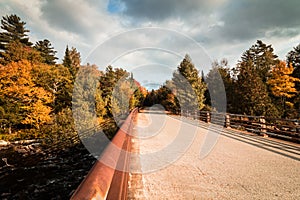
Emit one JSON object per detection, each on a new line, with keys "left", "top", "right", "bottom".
{"left": 0, "top": 14, "right": 32, "bottom": 57}
{"left": 171, "top": 54, "right": 206, "bottom": 111}
{"left": 0, "top": 60, "right": 52, "bottom": 131}
{"left": 267, "top": 61, "right": 300, "bottom": 117}
{"left": 156, "top": 84, "right": 179, "bottom": 113}
{"left": 241, "top": 40, "right": 278, "bottom": 83}
{"left": 99, "top": 66, "right": 129, "bottom": 117}
{"left": 72, "top": 64, "right": 102, "bottom": 132}
{"left": 235, "top": 60, "right": 279, "bottom": 117}
{"left": 31, "top": 63, "right": 73, "bottom": 113}
{"left": 63, "top": 46, "right": 81, "bottom": 80}
{"left": 0, "top": 40, "right": 42, "bottom": 65}
{"left": 206, "top": 59, "right": 234, "bottom": 112}
{"left": 34, "top": 39, "right": 57, "bottom": 65}
{"left": 287, "top": 44, "right": 300, "bottom": 84}
{"left": 287, "top": 44, "right": 300, "bottom": 116}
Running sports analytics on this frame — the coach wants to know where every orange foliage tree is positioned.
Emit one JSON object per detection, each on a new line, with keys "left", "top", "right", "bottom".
{"left": 267, "top": 61, "right": 300, "bottom": 111}
{"left": 0, "top": 60, "right": 52, "bottom": 131}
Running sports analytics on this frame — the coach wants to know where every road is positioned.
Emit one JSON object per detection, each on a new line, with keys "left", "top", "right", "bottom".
{"left": 128, "top": 109, "right": 300, "bottom": 199}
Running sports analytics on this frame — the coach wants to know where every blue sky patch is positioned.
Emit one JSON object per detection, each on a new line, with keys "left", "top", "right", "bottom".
{"left": 107, "top": 0, "right": 125, "bottom": 13}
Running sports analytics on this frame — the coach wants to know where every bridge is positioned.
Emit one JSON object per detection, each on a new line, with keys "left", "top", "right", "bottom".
{"left": 71, "top": 108, "right": 300, "bottom": 199}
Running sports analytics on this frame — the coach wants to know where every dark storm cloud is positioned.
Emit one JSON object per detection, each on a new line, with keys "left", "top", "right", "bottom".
{"left": 119, "top": 0, "right": 300, "bottom": 43}
{"left": 119, "top": 0, "right": 222, "bottom": 21}
{"left": 214, "top": 0, "right": 300, "bottom": 41}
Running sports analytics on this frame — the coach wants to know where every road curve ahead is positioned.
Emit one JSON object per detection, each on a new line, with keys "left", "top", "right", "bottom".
{"left": 128, "top": 109, "right": 300, "bottom": 200}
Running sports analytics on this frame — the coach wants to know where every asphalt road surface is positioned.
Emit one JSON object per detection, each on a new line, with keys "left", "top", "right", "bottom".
{"left": 128, "top": 109, "right": 300, "bottom": 200}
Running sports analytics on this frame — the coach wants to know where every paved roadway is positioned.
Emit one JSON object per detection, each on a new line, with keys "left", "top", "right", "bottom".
{"left": 128, "top": 109, "right": 300, "bottom": 200}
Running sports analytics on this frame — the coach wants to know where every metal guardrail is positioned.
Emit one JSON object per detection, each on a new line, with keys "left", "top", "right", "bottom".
{"left": 71, "top": 108, "right": 137, "bottom": 200}
{"left": 182, "top": 110, "right": 300, "bottom": 143}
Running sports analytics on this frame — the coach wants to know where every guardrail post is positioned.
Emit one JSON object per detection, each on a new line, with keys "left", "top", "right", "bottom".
{"left": 259, "top": 116, "right": 267, "bottom": 137}
{"left": 225, "top": 114, "right": 230, "bottom": 128}
{"left": 207, "top": 112, "right": 211, "bottom": 123}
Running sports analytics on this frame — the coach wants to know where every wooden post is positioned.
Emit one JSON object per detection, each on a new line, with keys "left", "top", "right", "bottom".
{"left": 225, "top": 114, "right": 230, "bottom": 128}
{"left": 259, "top": 116, "right": 268, "bottom": 137}
{"left": 207, "top": 112, "right": 211, "bottom": 123}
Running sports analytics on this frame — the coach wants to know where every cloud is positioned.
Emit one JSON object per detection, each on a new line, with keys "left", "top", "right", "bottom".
{"left": 40, "top": 0, "right": 122, "bottom": 41}
{"left": 1, "top": 0, "right": 299, "bottom": 71}
{"left": 118, "top": 0, "right": 226, "bottom": 21}
{"left": 214, "top": 0, "right": 300, "bottom": 41}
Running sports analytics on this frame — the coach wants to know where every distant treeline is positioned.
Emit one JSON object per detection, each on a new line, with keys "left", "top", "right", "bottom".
{"left": 145, "top": 41, "right": 300, "bottom": 119}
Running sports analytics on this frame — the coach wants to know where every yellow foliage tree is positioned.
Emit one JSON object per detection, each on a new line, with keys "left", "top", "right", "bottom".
{"left": 267, "top": 61, "right": 300, "bottom": 108}
{"left": 0, "top": 60, "right": 52, "bottom": 131}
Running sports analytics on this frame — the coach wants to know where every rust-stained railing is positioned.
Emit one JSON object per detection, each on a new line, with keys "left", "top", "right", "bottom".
{"left": 71, "top": 109, "right": 137, "bottom": 200}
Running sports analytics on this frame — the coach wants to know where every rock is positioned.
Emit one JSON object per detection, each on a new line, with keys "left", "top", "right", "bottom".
{"left": 16, "top": 148, "right": 27, "bottom": 154}
{"left": 13, "top": 139, "right": 38, "bottom": 145}
{"left": 0, "top": 140, "right": 10, "bottom": 146}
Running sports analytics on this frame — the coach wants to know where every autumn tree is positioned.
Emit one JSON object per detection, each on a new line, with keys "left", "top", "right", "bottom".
{"left": 34, "top": 39, "right": 57, "bottom": 65}
{"left": 0, "top": 40, "right": 42, "bottom": 65}
{"left": 0, "top": 14, "right": 32, "bottom": 57}
{"left": 32, "top": 63, "right": 73, "bottom": 113}
{"left": 129, "top": 81, "right": 146, "bottom": 110}
{"left": 267, "top": 61, "right": 300, "bottom": 117}
{"left": 155, "top": 84, "right": 179, "bottom": 113}
{"left": 0, "top": 60, "right": 52, "bottom": 131}
{"left": 72, "top": 64, "right": 103, "bottom": 132}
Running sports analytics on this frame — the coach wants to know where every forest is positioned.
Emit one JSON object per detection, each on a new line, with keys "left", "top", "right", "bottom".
{"left": 0, "top": 13, "right": 300, "bottom": 146}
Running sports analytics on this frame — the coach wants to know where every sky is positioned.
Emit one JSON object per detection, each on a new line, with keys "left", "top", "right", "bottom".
{"left": 1, "top": 0, "right": 300, "bottom": 89}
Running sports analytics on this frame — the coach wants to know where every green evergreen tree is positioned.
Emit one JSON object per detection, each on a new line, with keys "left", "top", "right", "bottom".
{"left": 287, "top": 44, "right": 300, "bottom": 91}
{"left": 99, "top": 66, "right": 129, "bottom": 117}
{"left": 206, "top": 59, "right": 234, "bottom": 112}
{"left": 0, "top": 14, "right": 32, "bottom": 57}
{"left": 172, "top": 54, "right": 206, "bottom": 111}
{"left": 241, "top": 40, "right": 278, "bottom": 83}
{"left": 235, "top": 60, "right": 279, "bottom": 117}
{"left": 63, "top": 46, "right": 81, "bottom": 80}
{"left": 34, "top": 39, "right": 57, "bottom": 65}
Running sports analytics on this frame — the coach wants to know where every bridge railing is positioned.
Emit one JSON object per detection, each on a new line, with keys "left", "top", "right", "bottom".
{"left": 71, "top": 108, "right": 138, "bottom": 200}
{"left": 182, "top": 110, "right": 300, "bottom": 143}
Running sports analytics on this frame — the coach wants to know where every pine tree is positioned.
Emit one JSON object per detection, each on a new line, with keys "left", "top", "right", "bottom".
{"left": 99, "top": 66, "right": 130, "bottom": 117}
{"left": 241, "top": 40, "right": 278, "bottom": 83}
{"left": 287, "top": 44, "right": 300, "bottom": 89}
{"left": 0, "top": 14, "right": 32, "bottom": 57}
{"left": 235, "top": 60, "right": 279, "bottom": 117}
{"left": 286, "top": 44, "right": 300, "bottom": 116}
{"left": 63, "top": 46, "right": 81, "bottom": 80}
{"left": 171, "top": 54, "right": 206, "bottom": 111}
{"left": 34, "top": 39, "right": 57, "bottom": 65}
{"left": 206, "top": 59, "right": 234, "bottom": 112}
